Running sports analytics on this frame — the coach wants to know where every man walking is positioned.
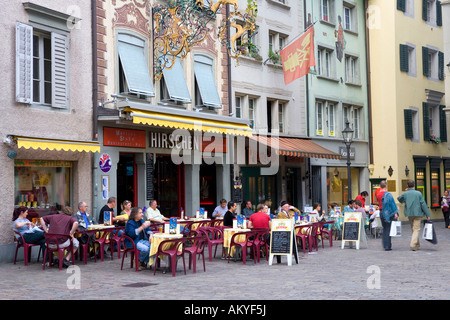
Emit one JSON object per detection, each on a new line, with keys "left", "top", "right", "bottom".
{"left": 397, "top": 180, "right": 430, "bottom": 251}
{"left": 380, "top": 189, "right": 398, "bottom": 251}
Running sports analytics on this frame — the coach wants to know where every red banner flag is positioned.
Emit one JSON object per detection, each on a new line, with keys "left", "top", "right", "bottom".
{"left": 280, "top": 27, "right": 316, "bottom": 85}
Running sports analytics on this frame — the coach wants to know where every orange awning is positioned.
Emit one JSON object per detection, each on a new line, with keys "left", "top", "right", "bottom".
{"left": 251, "top": 136, "right": 341, "bottom": 160}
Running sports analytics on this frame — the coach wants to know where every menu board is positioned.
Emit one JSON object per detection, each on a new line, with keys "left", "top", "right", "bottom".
{"left": 342, "top": 212, "right": 361, "bottom": 242}
{"left": 169, "top": 218, "right": 177, "bottom": 234}
{"left": 269, "top": 219, "right": 293, "bottom": 255}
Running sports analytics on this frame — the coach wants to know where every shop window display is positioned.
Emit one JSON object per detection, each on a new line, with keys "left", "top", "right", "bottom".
{"left": 14, "top": 160, "right": 71, "bottom": 216}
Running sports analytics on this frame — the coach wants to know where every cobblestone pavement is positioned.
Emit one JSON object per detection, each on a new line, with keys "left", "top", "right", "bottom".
{"left": 1, "top": 220, "right": 449, "bottom": 301}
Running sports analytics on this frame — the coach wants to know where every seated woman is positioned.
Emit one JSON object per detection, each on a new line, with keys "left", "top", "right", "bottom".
{"left": 124, "top": 207, "right": 153, "bottom": 270}
{"left": 12, "top": 206, "right": 46, "bottom": 261}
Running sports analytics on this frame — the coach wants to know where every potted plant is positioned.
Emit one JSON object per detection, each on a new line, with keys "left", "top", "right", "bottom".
{"left": 430, "top": 134, "right": 441, "bottom": 144}
{"left": 268, "top": 48, "right": 281, "bottom": 64}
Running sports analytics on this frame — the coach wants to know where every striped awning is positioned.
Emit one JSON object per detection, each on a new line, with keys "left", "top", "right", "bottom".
{"left": 252, "top": 136, "right": 341, "bottom": 160}
{"left": 15, "top": 136, "right": 101, "bottom": 153}
{"left": 126, "top": 107, "right": 252, "bottom": 137}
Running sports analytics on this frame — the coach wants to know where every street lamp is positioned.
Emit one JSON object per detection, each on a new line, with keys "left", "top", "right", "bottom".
{"left": 342, "top": 120, "right": 354, "bottom": 202}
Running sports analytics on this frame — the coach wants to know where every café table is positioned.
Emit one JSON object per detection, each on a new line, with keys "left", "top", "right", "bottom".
{"left": 149, "top": 233, "right": 183, "bottom": 268}
{"left": 187, "top": 218, "right": 211, "bottom": 231}
{"left": 222, "top": 228, "right": 251, "bottom": 258}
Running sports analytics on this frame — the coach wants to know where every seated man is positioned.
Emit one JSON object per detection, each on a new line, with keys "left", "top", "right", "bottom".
{"left": 223, "top": 201, "right": 237, "bottom": 227}
{"left": 248, "top": 204, "right": 272, "bottom": 230}
{"left": 212, "top": 198, "right": 228, "bottom": 218}
{"left": 74, "top": 201, "right": 98, "bottom": 247}
{"left": 40, "top": 208, "right": 79, "bottom": 268}
{"left": 125, "top": 207, "right": 153, "bottom": 270}
{"left": 145, "top": 200, "right": 169, "bottom": 223}
{"left": 242, "top": 201, "right": 254, "bottom": 219}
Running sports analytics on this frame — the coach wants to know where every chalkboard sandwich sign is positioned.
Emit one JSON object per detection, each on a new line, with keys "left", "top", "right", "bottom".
{"left": 269, "top": 219, "right": 298, "bottom": 266}
{"left": 341, "top": 212, "right": 362, "bottom": 249}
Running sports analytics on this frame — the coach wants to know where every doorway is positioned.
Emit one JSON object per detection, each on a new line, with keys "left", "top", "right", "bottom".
{"left": 117, "top": 153, "right": 137, "bottom": 208}
{"left": 200, "top": 163, "right": 216, "bottom": 218}
{"left": 153, "top": 155, "right": 184, "bottom": 217}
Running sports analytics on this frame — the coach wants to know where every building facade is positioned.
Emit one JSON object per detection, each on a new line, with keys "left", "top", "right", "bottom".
{"left": 368, "top": 0, "right": 447, "bottom": 219}
{"left": 93, "top": 0, "right": 252, "bottom": 220}
{"left": 304, "top": 0, "right": 370, "bottom": 211}
{"left": 0, "top": 1, "right": 98, "bottom": 262}
{"left": 232, "top": 0, "right": 341, "bottom": 214}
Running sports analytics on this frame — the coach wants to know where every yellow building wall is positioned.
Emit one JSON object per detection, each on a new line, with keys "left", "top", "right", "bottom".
{"left": 369, "top": 0, "right": 446, "bottom": 220}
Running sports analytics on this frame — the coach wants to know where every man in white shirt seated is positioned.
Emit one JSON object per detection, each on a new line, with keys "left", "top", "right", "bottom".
{"left": 212, "top": 198, "right": 228, "bottom": 218}
{"left": 145, "top": 200, "right": 169, "bottom": 223}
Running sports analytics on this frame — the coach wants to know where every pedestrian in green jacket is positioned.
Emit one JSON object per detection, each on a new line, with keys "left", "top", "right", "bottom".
{"left": 397, "top": 180, "right": 430, "bottom": 251}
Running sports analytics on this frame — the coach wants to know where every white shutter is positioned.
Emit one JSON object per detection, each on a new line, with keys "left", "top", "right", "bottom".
{"left": 15, "top": 22, "right": 33, "bottom": 104}
{"left": 51, "top": 32, "right": 69, "bottom": 108}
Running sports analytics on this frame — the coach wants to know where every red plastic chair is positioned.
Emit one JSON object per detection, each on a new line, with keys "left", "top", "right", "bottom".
{"left": 109, "top": 227, "right": 125, "bottom": 259}
{"left": 120, "top": 234, "right": 140, "bottom": 272}
{"left": 93, "top": 229, "right": 116, "bottom": 261}
{"left": 309, "top": 222, "right": 320, "bottom": 251}
{"left": 77, "top": 230, "right": 97, "bottom": 264}
{"left": 183, "top": 236, "right": 207, "bottom": 273}
{"left": 42, "top": 233, "right": 75, "bottom": 270}
{"left": 295, "top": 225, "right": 313, "bottom": 255}
{"left": 197, "top": 226, "right": 224, "bottom": 261}
{"left": 13, "top": 231, "right": 42, "bottom": 266}
{"left": 152, "top": 238, "right": 186, "bottom": 277}
{"left": 251, "top": 228, "right": 270, "bottom": 262}
{"left": 227, "top": 231, "right": 256, "bottom": 265}
{"left": 319, "top": 220, "right": 335, "bottom": 248}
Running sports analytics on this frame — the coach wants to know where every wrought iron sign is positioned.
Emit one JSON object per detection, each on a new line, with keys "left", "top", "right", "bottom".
{"left": 153, "top": 0, "right": 258, "bottom": 81}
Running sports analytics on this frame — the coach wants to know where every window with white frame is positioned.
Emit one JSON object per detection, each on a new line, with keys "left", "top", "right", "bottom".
{"left": 249, "top": 98, "right": 255, "bottom": 129}
{"left": 16, "top": 5, "right": 72, "bottom": 109}
{"left": 328, "top": 103, "right": 336, "bottom": 137}
{"left": 278, "top": 103, "right": 284, "bottom": 133}
{"left": 426, "top": 0, "right": 437, "bottom": 24}
{"left": 317, "top": 47, "right": 334, "bottom": 78}
{"left": 316, "top": 101, "right": 324, "bottom": 136}
{"left": 320, "top": 0, "right": 335, "bottom": 24}
{"left": 235, "top": 96, "right": 242, "bottom": 118}
{"left": 342, "top": 1, "right": 358, "bottom": 33}
{"left": 268, "top": 31, "right": 287, "bottom": 64}
{"left": 344, "top": 54, "right": 360, "bottom": 84}
{"left": 422, "top": 46, "right": 444, "bottom": 80}
{"left": 343, "top": 104, "right": 363, "bottom": 140}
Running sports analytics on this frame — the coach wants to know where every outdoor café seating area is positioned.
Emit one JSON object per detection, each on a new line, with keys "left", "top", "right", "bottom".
{"left": 14, "top": 215, "right": 338, "bottom": 277}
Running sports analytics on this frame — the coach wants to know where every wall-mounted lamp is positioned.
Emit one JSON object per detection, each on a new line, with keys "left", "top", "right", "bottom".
{"left": 388, "top": 166, "right": 394, "bottom": 177}
{"left": 405, "top": 165, "right": 410, "bottom": 176}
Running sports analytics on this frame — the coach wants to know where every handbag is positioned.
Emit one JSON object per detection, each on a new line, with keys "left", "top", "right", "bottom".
{"left": 389, "top": 221, "right": 401, "bottom": 237}
{"left": 422, "top": 220, "right": 437, "bottom": 244}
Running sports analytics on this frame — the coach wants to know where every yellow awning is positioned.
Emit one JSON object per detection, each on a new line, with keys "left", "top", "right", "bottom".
{"left": 15, "top": 136, "right": 101, "bottom": 153}
{"left": 126, "top": 107, "right": 253, "bottom": 137}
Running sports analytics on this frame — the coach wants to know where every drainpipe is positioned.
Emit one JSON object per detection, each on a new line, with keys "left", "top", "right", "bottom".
{"left": 92, "top": 0, "right": 98, "bottom": 142}
{"left": 91, "top": 0, "right": 99, "bottom": 217}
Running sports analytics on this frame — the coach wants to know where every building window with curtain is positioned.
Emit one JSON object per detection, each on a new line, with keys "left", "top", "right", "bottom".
{"left": 194, "top": 54, "right": 222, "bottom": 110}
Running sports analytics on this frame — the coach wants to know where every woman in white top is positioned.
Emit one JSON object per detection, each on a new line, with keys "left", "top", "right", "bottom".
{"left": 12, "top": 206, "right": 46, "bottom": 256}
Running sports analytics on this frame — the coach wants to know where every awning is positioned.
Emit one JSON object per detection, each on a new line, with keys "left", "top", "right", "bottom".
{"left": 162, "top": 56, "right": 191, "bottom": 103}
{"left": 15, "top": 136, "right": 101, "bottom": 153}
{"left": 125, "top": 107, "right": 252, "bottom": 137}
{"left": 194, "top": 55, "right": 222, "bottom": 109}
{"left": 251, "top": 136, "right": 341, "bottom": 160}
{"left": 118, "top": 38, "right": 155, "bottom": 97}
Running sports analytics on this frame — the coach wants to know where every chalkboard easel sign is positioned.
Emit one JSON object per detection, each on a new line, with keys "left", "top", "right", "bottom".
{"left": 269, "top": 219, "right": 298, "bottom": 266}
{"left": 341, "top": 212, "right": 362, "bottom": 250}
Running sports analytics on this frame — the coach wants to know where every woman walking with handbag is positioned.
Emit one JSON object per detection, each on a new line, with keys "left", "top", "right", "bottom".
{"left": 441, "top": 190, "right": 450, "bottom": 229}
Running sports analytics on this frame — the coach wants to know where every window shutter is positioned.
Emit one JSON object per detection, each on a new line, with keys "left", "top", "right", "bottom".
{"left": 422, "top": 47, "right": 429, "bottom": 77}
{"left": 404, "top": 109, "right": 413, "bottom": 139}
{"left": 437, "top": 0, "right": 442, "bottom": 26}
{"left": 15, "top": 22, "right": 33, "bottom": 104}
{"left": 422, "top": 0, "right": 428, "bottom": 21}
{"left": 51, "top": 32, "right": 69, "bottom": 109}
{"left": 423, "top": 102, "right": 430, "bottom": 141}
{"left": 439, "top": 51, "right": 444, "bottom": 81}
{"left": 397, "top": 0, "right": 406, "bottom": 12}
{"left": 440, "top": 105, "right": 447, "bottom": 142}
{"left": 400, "top": 44, "right": 409, "bottom": 72}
